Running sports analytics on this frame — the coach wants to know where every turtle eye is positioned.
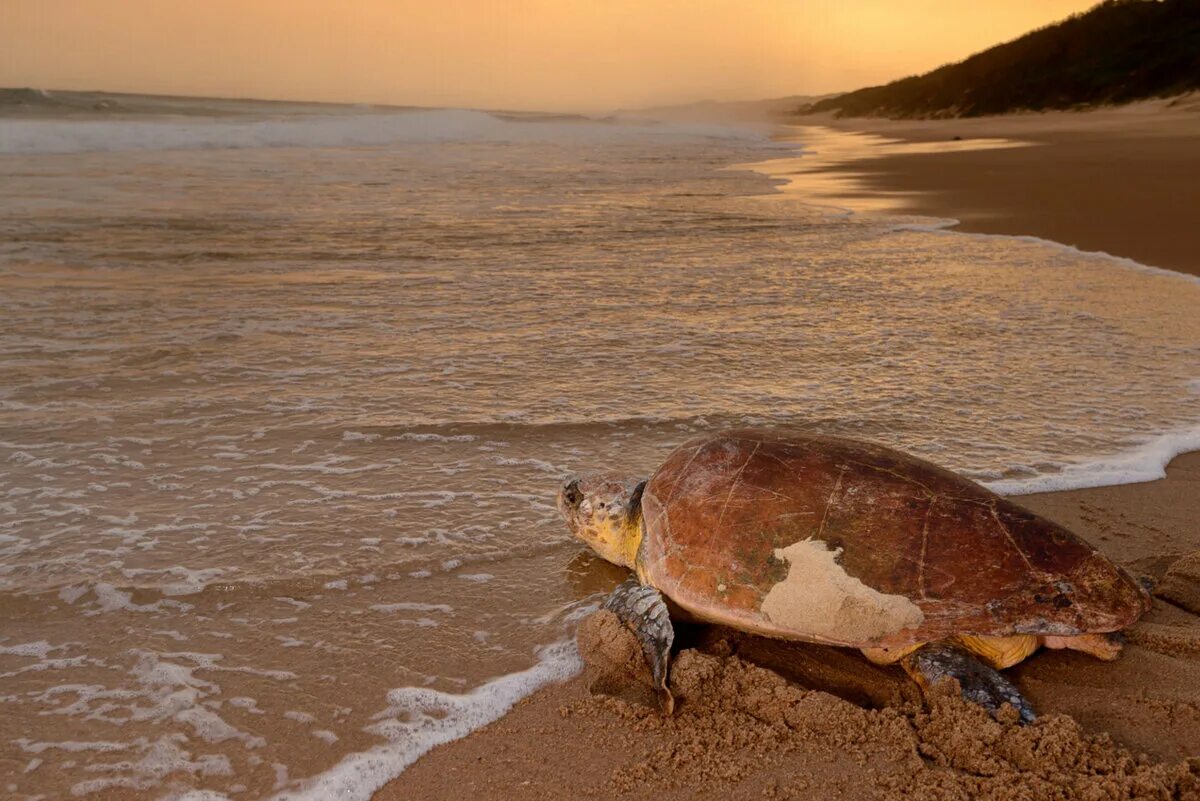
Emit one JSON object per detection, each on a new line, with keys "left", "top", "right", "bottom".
{"left": 561, "top": 478, "right": 583, "bottom": 507}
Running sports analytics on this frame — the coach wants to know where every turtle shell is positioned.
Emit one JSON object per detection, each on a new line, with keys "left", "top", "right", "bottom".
{"left": 637, "top": 428, "right": 1151, "bottom": 648}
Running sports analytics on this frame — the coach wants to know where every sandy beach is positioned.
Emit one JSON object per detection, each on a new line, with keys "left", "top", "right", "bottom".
{"left": 375, "top": 102, "right": 1200, "bottom": 800}
{"left": 799, "top": 97, "right": 1200, "bottom": 277}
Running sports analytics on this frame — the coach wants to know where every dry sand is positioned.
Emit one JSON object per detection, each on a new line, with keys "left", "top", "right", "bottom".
{"left": 376, "top": 103, "right": 1200, "bottom": 800}
{"left": 797, "top": 97, "right": 1200, "bottom": 277}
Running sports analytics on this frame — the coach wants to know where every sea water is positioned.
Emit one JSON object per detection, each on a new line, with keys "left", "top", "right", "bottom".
{"left": 1, "top": 93, "right": 1198, "bottom": 800}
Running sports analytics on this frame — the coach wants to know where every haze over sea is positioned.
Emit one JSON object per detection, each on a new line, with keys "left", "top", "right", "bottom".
{"left": 1, "top": 91, "right": 1198, "bottom": 800}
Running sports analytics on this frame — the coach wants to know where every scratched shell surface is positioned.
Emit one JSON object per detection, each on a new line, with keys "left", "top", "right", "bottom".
{"left": 638, "top": 428, "right": 1152, "bottom": 647}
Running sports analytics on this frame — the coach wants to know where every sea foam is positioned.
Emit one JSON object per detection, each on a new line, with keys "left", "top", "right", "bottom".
{"left": 263, "top": 640, "right": 579, "bottom": 801}
{"left": 987, "top": 424, "right": 1200, "bottom": 495}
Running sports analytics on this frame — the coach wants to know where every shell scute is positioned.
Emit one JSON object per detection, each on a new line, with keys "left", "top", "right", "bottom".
{"left": 638, "top": 428, "right": 1151, "bottom": 647}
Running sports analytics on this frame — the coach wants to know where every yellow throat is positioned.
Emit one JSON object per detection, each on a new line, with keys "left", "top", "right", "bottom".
{"left": 589, "top": 511, "right": 644, "bottom": 572}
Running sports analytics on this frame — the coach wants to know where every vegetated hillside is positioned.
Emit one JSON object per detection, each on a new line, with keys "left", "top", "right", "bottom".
{"left": 804, "top": 0, "right": 1200, "bottom": 118}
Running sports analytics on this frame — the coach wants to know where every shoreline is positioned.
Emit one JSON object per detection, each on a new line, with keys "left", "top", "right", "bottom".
{"left": 790, "top": 97, "right": 1200, "bottom": 278}
{"left": 373, "top": 102, "right": 1200, "bottom": 800}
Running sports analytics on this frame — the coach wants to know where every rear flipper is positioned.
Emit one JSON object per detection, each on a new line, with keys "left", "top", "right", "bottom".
{"left": 901, "top": 642, "right": 1037, "bottom": 725}
{"left": 1043, "top": 632, "right": 1123, "bottom": 660}
{"left": 603, "top": 578, "right": 675, "bottom": 714}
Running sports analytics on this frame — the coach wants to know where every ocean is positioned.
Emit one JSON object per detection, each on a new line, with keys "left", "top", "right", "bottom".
{"left": 1, "top": 90, "right": 1198, "bottom": 800}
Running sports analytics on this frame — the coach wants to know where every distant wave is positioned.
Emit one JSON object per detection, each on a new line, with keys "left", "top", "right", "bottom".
{"left": 0, "top": 108, "right": 780, "bottom": 155}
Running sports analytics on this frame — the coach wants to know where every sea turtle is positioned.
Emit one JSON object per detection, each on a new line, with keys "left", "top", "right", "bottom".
{"left": 557, "top": 428, "right": 1152, "bottom": 721}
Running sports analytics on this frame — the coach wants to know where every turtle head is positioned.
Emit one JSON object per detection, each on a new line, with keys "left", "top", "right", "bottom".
{"left": 557, "top": 474, "right": 646, "bottom": 570}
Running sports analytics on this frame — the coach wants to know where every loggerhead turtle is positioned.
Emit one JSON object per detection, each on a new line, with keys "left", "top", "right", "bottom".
{"left": 557, "top": 428, "right": 1152, "bottom": 721}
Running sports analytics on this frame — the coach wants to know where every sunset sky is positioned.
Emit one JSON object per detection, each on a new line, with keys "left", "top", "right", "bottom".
{"left": 3, "top": 0, "right": 1099, "bottom": 111}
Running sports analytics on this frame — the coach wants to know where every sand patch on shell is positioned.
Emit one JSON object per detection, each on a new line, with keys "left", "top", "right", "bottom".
{"left": 761, "top": 539, "right": 925, "bottom": 643}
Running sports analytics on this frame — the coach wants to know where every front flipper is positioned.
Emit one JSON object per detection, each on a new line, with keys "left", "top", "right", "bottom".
{"left": 901, "top": 642, "right": 1037, "bottom": 725}
{"left": 603, "top": 577, "right": 675, "bottom": 714}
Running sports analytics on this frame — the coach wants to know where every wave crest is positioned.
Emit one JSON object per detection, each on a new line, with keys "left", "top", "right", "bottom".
{"left": 0, "top": 108, "right": 776, "bottom": 155}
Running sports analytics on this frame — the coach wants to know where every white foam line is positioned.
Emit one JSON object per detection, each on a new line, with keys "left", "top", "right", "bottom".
{"left": 751, "top": 132, "right": 1200, "bottom": 496}
{"left": 987, "top": 424, "right": 1200, "bottom": 496}
{"left": 761, "top": 131, "right": 1200, "bottom": 286}
{"left": 259, "top": 640, "right": 579, "bottom": 801}
{"left": 368, "top": 602, "right": 454, "bottom": 614}
{"left": 891, "top": 220, "right": 1200, "bottom": 495}
{"left": 894, "top": 218, "right": 1200, "bottom": 285}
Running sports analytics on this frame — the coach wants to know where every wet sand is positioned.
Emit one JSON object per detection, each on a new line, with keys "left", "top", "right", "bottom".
{"left": 797, "top": 96, "right": 1200, "bottom": 277}
{"left": 378, "top": 454, "right": 1200, "bottom": 800}
{"left": 376, "top": 100, "right": 1200, "bottom": 799}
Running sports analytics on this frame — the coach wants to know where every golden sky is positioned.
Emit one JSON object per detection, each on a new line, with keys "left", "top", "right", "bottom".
{"left": 3, "top": 0, "right": 1098, "bottom": 111}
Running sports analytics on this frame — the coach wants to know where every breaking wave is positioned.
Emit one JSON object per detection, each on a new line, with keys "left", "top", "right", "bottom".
{"left": 0, "top": 108, "right": 778, "bottom": 155}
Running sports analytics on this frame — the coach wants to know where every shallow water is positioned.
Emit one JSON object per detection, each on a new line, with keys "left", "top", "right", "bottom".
{"left": 1, "top": 104, "right": 1198, "bottom": 800}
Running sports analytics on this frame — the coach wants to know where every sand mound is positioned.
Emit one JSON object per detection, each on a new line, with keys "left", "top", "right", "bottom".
{"left": 1161, "top": 551, "right": 1200, "bottom": 615}
{"left": 575, "top": 610, "right": 1200, "bottom": 800}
